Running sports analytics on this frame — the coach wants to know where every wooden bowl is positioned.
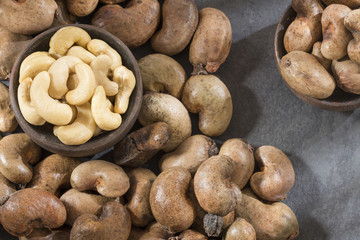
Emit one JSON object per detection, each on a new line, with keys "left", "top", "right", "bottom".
{"left": 274, "top": 6, "right": 360, "bottom": 111}
{"left": 9, "top": 24, "right": 143, "bottom": 157}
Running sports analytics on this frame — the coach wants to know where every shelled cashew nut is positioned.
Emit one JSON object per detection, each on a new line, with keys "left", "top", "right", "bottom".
{"left": 113, "top": 65, "right": 136, "bottom": 114}
{"left": 48, "top": 55, "right": 83, "bottom": 99}
{"left": 87, "top": 39, "right": 122, "bottom": 70}
{"left": 19, "top": 54, "right": 55, "bottom": 83}
{"left": 49, "top": 26, "right": 91, "bottom": 56}
{"left": 67, "top": 46, "right": 96, "bottom": 64}
{"left": 67, "top": 73, "right": 79, "bottom": 90}
{"left": 70, "top": 160, "right": 130, "bottom": 198}
{"left": 0, "top": 133, "right": 41, "bottom": 184}
{"left": 18, "top": 77, "right": 46, "bottom": 126}
{"left": 54, "top": 102, "right": 96, "bottom": 145}
{"left": 92, "top": 86, "right": 122, "bottom": 131}
{"left": 30, "top": 71, "right": 73, "bottom": 126}
{"left": 90, "top": 55, "right": 119, "bottom": 96}
{"left": 65, "top": 62, "right": 97, "bottom": 105}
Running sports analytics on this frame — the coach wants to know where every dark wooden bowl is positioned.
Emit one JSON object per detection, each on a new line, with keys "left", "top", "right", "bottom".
{"left": 274, "top": 6, "right": 360, "bottom": 111}
{"left": 9, "top": 24, "right": 143, "bottom": 157}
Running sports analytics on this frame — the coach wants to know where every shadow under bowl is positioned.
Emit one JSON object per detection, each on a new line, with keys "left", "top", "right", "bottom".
{"left": 9, "top": 24, "right": 143, "bottom": 157}
{"left": 274, "top": 6, "right": 360, "bottom": 111}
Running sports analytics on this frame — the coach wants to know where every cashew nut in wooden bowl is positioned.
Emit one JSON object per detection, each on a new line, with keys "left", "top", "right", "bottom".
{"left": 274, "top": 5, "right": 360, "bottom": 111}
{"left": 9, "top": 24, "right": 143, "bottom": 157}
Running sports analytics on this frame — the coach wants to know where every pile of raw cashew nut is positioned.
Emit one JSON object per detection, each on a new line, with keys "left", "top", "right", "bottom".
{"left": 281, "top": 0, "right": 360, "bottom": 99}
{"left": 0, "top": 0, "right": 300, "bottom": 240}
{"left": 17, "top": 26, "right": 136, "bottom": 145}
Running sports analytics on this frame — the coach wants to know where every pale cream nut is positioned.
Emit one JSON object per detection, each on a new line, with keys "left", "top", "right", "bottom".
{"left": 113, "top": 66, "right": 136, "bottom": 114}
{"left": 87, "top": 39, "right": 122, "bottom": 70}
{"left": 90, "top": 55, "right": 119, "bottom": 96}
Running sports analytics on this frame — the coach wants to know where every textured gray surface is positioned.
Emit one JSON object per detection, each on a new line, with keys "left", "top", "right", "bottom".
{"left": 0, "top": 0, "right": 356, "bottom": 239}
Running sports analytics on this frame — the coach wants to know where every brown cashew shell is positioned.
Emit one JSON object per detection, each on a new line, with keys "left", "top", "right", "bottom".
{"left": 250, "top": 146, "right": 295, "bottom": 202}
{"left": 182, "top": 75, "right": 232, "bottom": 137}
{"left": 332, "top": 58, "right": 360, "bottom": 94}
{"left": 114, "top": 122, "right": 170, "bottom": 167}
{"left": 125, "top": 168, "right": 156, "bottom": 227}
{"left": 60, "top": 189, "right": 113, "bottom": 226}
{"left": 173, "top": 230, "right": 208, "bottom": 240}
{"left": 236, "top": 188, "right": 299, "bottom": 240}
{"left": 321, "top": 4, "right": 352, "bottom": 60}
{"left": 0, "top": 173, "right": 16, "bottom": 205}
{"left": 0, "top": 133, "right": 41, "bottom": 184}
{"left": 159, "top": 134, "right": 218, "bottom": 175}
{"left": 151, "top": 0, "right": 198, "bottom": 56}
{"left": 280, "top": 51, "right": 336, "bottom": 99}
{"left": 51, "top": 0, "right": 76, "bottom": 27}
{"left": 0, "top": 82, "right": 18, "bottom": 132}
{"left": 100, "top": 0, "right": 126, "bottom": 3}
{"left": 219, "top": 138, "right": 255, "bottom": 189}
{"left": 70, "top": 160, "right": 130, "bottom": 198}
{"left": 344, "top": 9, "right": 360, "bottom": 64}
{"left": 0, "top": 188, "right": 66, "bottom": 237}
{"left": 27, "top": 154, "right": 81, "bottom": 197}
{"left": 66, "top": 0, "right": 98, "bottom": 17}
{"left": 284, "top": 0, "right": 323, "bottom": 53}
{"left": 150, "top": 167, "right": 195, "bottom": 233}
{"left": 0, "top": 0, "right": 58, "bottom": 35}
{"left": 70, "top": 201, "right": 131, "bottom": 240}
{"left": 138, "top": 92, "right": 192, "bottom": 152}
{"left": 312, "top": 41, "right": 332, "bottom": 72}
{"left": 222, "top": 218, "right": 256, "bottom": 240}
{"left": 194, "top": 155, "right": 241, "bottom": 216}
{"left": 92, "top": 0, "right": 160, "bottom": 49}
{"left": 138, "top": 54, "right": 187, "bottom": 98}
{"left": 322, "top": 0, "right": 360, "bottom": 8}
{"left": 190, "top": 8, "right": 232, "bottom": 74}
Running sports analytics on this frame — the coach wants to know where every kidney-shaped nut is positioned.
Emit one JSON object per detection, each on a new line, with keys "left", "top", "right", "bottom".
{"left": 91, "top": 86, "right": 122, "bottom": 131}
{"left": 312, "top": 42, "right": 332, "bottom": 72}
{"left": 66, "top": 0, "right": 99, "bottom": 17}
{"left": 344, "top": 9, "right": 360, "bottom": 64}
{"left": 66, "top": 46, "right": 96, "bottom": 64}
{"left": 114, "top": 122, "right": 170, "bottom": 167}
{"left": 125, "top": 168, "right": 156, "bottom": 227}
{"left": 222, "top": 218, "right": 256, "bottom": 240}
{"left": 30, "top": 71, "right": 73, "bottom": 125}
{"left": 113, "top": 65, "right": 136, "bottom": 114}
{"left": 0, "top": 188, "right": 66, "bottom": 237}
{"left": 321, "top": 4, "right": 352, "bottom": 60}
{"left": 151, "top": 0, "right": 198, "bottom": 56}
{"left": 131, "top": 222, "right": 175, "bottom": 240}
{"left": 322, "top": 0, "right": 360, "bottom": 8}
{"left": 194, "top": 155, "right": 241, "bottom": 216}
{"left": 159, "top": 135, "right": 218, "bottom": 175}
{"left": 71, "top": 160, "right": 130, "bottom": 198}
{"left": 219, "top": 138, "right": 254, "bottom": 189}
{"left": 48, "top": 55, "right": 83, "bottom": 99}
{"left": 173, "top": 230, "right": 207, "bottom": 240}
{"left": 60, "top": 189, "right": 113, "bottom": 226}
{"left": 92, "top": 0, "right": 160, "bottom": 49}
{"left": 0, "top": 173, "right": 16, "bottom": 205}
{"left": 19, "top": 53, "right": 56, "bottom": 83}
{"left": 27, "top": 154, "right": 81, "bottom": 197}
{"left": 18, "top": 78, "right": 46, "bottom": 126}
{"left": 87, "top": 39, "right": 122, "bottom": 71}
{"left": 0, "top": 133, "right": 41, "bottom": 184}
{"left": 18, "top": 228, "right": 53, "bottom": 240}
{"left": 139, "top": 92, "right": 192, "bottom": 152}
{"left": 280, "top": 51, "right": 336, "bottom": 99}
{"left": 284, "top": 0, "right": 323, "bottom": 53}
{"left": 250, "top": 146, "right": 295, "bottom": 202}
{"left": 182, "top": 75, "right": 233, "bottom": 137}
{"left": 236, "top": 188, "right": 299, "bottom": 240}
{"left": 150, "top": 167, "right": 196, "bottom": 233}
{"left": 90, "top": 55, "right": 119, "bottom": 96}
{"left": 65, "top": 62, "right": 97, "bottom": 105}
{"left": 50, "top": 26, "right": 91, "bottom": 56}
{"left": 0, "top": 82, "right": 18, "bottom": 132}
{"left": 332, "top": 58, "right": 360, "bottom": 94}
{"left": 54, "top": 102, "right": 97, "bottom": 145}
{"left": 190, "top": 8, "right": 232, "bottom": 74}
{"left": 0, "top": 0, "right": 58, "bottom": 35}
{"left": 70, "top": 201, "right": 131, "bottom": 240}
{"left": 138, "top": 54, "right": 186, "bottom": 98}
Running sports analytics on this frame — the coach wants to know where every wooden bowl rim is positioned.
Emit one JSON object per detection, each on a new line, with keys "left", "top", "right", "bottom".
{"left": 274, "top": 5, "right": 360, "bottom": 111}
{"left": 9, "top": 24, "right": 143, "bottom": 157}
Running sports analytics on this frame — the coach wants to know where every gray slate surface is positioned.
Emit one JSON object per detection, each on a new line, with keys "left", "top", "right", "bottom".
{"left": 1, "top": 0, "right": 357, "bottom": 239}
